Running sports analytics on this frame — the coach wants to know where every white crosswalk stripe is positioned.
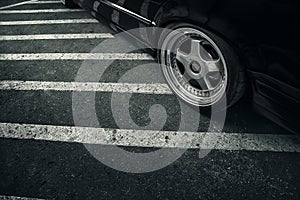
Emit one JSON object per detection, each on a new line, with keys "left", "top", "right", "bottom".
{"left": 0, "top": 123, "right": 299, "bottom": 152}
{"left": 28, "top": 1, "right": 61, "bottom": 4}
{"left": 0, "top": 19, "right": 99, "bottom": 25}
{"left": 0, "top": 33, "right": 114, "bottom": 40}
{"left": 0, "top": 81, "right": 172, "bottom": 94}
{"left": 0, "top": 1, "right": 35, "bottom": 10}
{"left": 0, "top": 53, "right": 154, "bottom": 60}
{"left": 0, "top": 9, "right": 84, "bottom": 14}
{"left": 0, "top": 195, "right": 44, "bottom": 200}
{"left": 0, "top": 0, "right": 62, "bottom": 10}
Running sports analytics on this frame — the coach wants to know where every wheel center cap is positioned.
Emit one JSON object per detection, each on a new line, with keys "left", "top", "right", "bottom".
{"left": 190, "top": 61, "right": 202, "bottom": 74}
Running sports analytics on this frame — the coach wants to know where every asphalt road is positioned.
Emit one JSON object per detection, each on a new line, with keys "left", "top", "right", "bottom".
{"left": 0, "top": 1, "right": 299, "bottom": 199}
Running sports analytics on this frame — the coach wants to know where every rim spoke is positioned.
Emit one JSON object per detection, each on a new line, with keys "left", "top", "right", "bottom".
{"left": 190, "top": 40, "right": 202, "bottom": 57}
{"left": 176, "top": 49, "right": 190, "bottom": 68}
{"left": 199, "top": 43, "right": 212, "bottom": 61}
{"left": 182, "top": 70, "right": 193, "bottom": 82}
{"left": 206, "top": 58, "right": 221, "bottom": 73}
{"left": 203, "top": 76, "right": 214, "bottom": 90}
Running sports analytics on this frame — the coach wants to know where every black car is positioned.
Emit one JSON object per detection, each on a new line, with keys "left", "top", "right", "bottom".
{"left": 62, "top": 0, "right": 300, "bottom": 133}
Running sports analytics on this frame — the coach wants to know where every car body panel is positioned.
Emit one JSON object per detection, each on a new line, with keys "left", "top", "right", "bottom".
{"left": 72, "top": 0, "right": 300, "bottom": 132}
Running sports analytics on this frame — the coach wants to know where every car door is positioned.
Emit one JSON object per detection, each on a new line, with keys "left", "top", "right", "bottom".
{"left": 96, "top": 0, "right": 165, "bottom": 45}
{"left": 104, "top": 0, "right": 166, "bottom": 29}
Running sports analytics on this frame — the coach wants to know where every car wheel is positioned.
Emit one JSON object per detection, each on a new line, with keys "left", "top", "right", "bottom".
{"left": 61, "top": 0, "right": 78, "bottom": 8}
{"left": 158, "top": 23, "right": 246, "bottom": 108}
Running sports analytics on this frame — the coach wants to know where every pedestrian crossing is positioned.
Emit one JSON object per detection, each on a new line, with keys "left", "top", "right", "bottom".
{"left": 0, "top": 19, "right": 99, "bottom": 25}
{"left": 0, "top": 33, "right": 114, "bottom": 40}
{"left": 0, "top": 0, "right": 299, "bottom": 199}
{"left": 0, "top": 80, "right": 172, "bottom": 94}
{"left": 1, "top": 122, "right": 299, "bottom": 152}
{"left": 0, "top": 0, "right": 298, "bottom": 152}
{"left": 0, "top": 53, "right": 154, "bottom": 60}
{"left": 28, "top": 0, "right": 61, "bottom": 4}
{"left": 0, "top": 1, "right": 61, "bottom": 10}
{"left": 0, "top": 1, "right": 36, "bottom": 10}
{"left": 0, "top": 195, "right": 44, "bottom": 200}
{"left": 0, "top": 9, "right": 84, "bottom": 14}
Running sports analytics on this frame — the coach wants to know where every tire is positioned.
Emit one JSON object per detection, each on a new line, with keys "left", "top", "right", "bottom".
{"left": 158, "top": 22, "right": 246, "bottom": 109}
{"left": 61, "top": 0, "right": 78, "bottom": 8}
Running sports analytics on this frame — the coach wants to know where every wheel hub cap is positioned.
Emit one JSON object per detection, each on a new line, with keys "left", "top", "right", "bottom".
{"left": 190, "top": 61, "right": 202, "bottom": 74}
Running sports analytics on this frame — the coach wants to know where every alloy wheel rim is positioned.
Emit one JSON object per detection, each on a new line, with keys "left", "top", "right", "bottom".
{"left": 160, "top": 27, "right": 228, "bottom": 107}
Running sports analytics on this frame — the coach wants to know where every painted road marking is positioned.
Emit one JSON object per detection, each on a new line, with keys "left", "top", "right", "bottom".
{"left": 0, "top": 81, "right": 171, "bottom": 94}
{"left": 0, "top": 53, "right": 154, "bottom": 60}
{"left": 0, "top": 9, "right": 84, "bottom": 14}
{"left": 0, "top": 1, "right": 35, "bottom": 10}
{"left": 0, "top": 19, "right": 99, "bottom": 25}
{"left": 0, "top": 195, "right": 44, "bottom": 200}
{"left": 0, "top": 123, "right": 299, "bottom": 152}
{"left": 28, "top": 1, "right": 62, "bottom": 4}
{"left": 0, "top": 33, "right": 114, "bottom": 40}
